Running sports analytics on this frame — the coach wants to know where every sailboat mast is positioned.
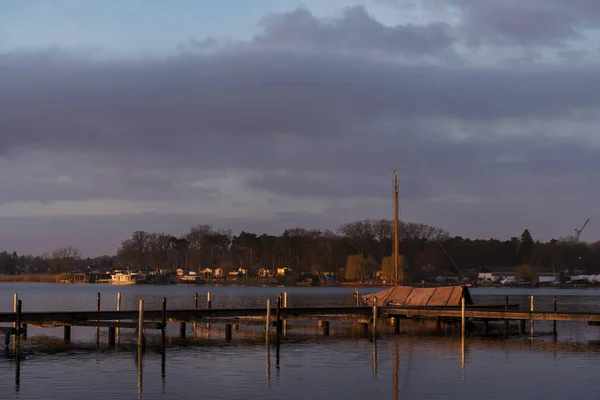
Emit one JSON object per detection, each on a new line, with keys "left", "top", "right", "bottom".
{"left": 393, "top": 169, "right": 399, "bottom": 285}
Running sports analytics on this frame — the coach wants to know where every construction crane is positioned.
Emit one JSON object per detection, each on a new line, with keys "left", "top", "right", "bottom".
{"left": 574, "top": 218, "right": 590, "bottom": 243}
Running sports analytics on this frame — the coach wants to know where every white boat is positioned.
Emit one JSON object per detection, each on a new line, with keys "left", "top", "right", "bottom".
{"left": 110, "top": 270, "right": 145, "bottom": 285}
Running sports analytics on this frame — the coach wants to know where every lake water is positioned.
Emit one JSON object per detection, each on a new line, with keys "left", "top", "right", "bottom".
{"left": 1, "top": 284, "right": 600, "bottom": 399}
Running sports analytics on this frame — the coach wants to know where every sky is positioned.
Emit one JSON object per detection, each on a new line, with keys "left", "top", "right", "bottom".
{"left": 1, "top": 0, "right": 600, "bottom": 256}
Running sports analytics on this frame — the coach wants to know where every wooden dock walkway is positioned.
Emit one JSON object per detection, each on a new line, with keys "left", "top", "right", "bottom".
{"left": 2, "top": 292, "right": 599, "bottom": 346}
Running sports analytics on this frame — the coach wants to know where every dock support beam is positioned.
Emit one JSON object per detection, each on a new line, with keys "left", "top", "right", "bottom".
{"left": 13, "top": 293, "right": 18, "bottom": 332}
{"left": 461, "top": 295, "right": 466, "bottom": 336}
{"left": 483, "top": 320, "right": 489, "bottom": 336}
{"left": 504, "top": 296, "right": 509, "bottom": 335}
{"left": 207, "top": 292, "right": 212, "bottom": 309}
{"left": 372, "top": 296, "right": 378, "bottom": 337}
{"left": 96, "top": 292, "right": 101, "bottom": 345}
{"left": 108, "top": 327, "right": 116, "bottom": 346}
{"left": 265, "top": 298, "right": 271, "bottom": 342}
{"left": 553, "top": 296, "right": 557, "bottom": 338}
{"left": 179, "top": 323, "right": 186, "bottom": 340}
{"left": 391, "top": 317, "right": 400, "bottom": 334}
{"left": 519, "top": 320, "right": 526, "bottom": 335}
{"left": 530, "top": 295, "right": 535, "bottom": 338}
{"left": 161, "top": 297, "right": 167, "bottom": 347}
{"left": 116, "top": 292, "right": 121, "bottom": 340}
{"left": 193, "top": 293, "right": 198, "bottom": 333}
{"left": 138, "top": 299, "right": 144, "bottom": 349}
{"left": 320, "top": 320, "right": 330, "bottom": 336}
{"left": 64, "top": 326, "right": 71, "bottom": 342}
{"left": 225, "top": 324, "right": 232, "bottom": 342}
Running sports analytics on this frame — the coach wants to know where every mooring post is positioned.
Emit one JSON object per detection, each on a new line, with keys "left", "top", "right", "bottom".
{"left": 116, "top": 292, "right": 121, "bottom": 340}
{"left": 530, "top": 295, "right": 535, "bottom": 338}
{"left": 504, "top": 295, "right": 509, "bottom": 334}
{"left": 161, "top": 297, "right": 167, "bottom": 347}
{"left": 461, "top": 295, "right": 466, "bottom": 337}
{"left": 12, "top": 293, "right": 18, "bottom": 332}
{"left": 64, "top": 325, "right": 71, "bottom": 342}
{"left": 108, "top": 327, "right": 116, "bottom": 346}
{"left": 138, "top": 299, "right": 144, "bottom": 349}
{"left": 391, "top": 317, "right": 400, "bottom": 334}
{"left": 180, "top": 322, "right": 186, "bottom": 340}
{"left": 96, "top": 292, "right": 101, "bottom": 344}
{"left": 553, "top": 296, "right": 557, "bottom": 337}
{"left": 15, "top": 300, "right": 22, "bottom": 339}
{"left": 265, "top": 298, "right": 271, "bottom": 342}
{"left": 321, "top": 320, "right": 330, "bottom": 336}
{"left": 207, "top": 292, "right": 212, "bottom": 309}
{"left": 519, "top": 320, "right": 526, "bottom": 335}
{"left": 283, "top": 292, "right": 288, "bottom": 335}
{"left": 193, "top": 293, "right": 198, "bottom": 333}
{"left": 372, "top": 296, "right": 378, "bottom": 337}
{"left": 276, "top": 296, "right": 282, "bottom": 345}
{"left": 225, "top": 324, "right": 232, "bottom": 343}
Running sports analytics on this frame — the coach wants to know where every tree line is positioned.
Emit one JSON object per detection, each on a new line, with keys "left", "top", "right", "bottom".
{"left": 1, "top": 220, "right": 598, "bottom": 280}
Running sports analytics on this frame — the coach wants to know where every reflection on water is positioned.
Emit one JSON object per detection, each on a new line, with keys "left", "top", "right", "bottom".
{"left": 3, "top": 284, "right": 600, "bottom": 398}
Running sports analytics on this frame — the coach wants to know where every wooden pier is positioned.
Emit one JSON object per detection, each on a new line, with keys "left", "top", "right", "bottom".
{"left": 2, "top": 292, "right": 600, "bottom": 347}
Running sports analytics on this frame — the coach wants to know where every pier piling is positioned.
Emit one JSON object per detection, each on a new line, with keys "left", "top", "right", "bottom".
{"left": 553, "top": 296, "right": 557, "bottom": 337}
{"left": 461, "top": 296, "right": 466, "bottom": 336}
{"left": 225, "top": 324, "right": 232, "bottom": 342}
{"left": 504, "top": 296, "right": 509, "bottom": 335}
{"left": 12, "top": 293, "right": 17, "bottom": 332}
{"left": 138, "top": 299, "right": 144, "bottom": 349}
{"left": 64, "top": 326, "right": 71, "bottom": 342}
{"left": 391, "top": 317, "right": 400, "bottom": 334}
{"left": 161, "top": 297, "right": 167, "bottom": 347}
{"left": 207, "top": 292, "right": 212, "bottom": 309}
{"left": 320, "top": 320, "right": 330, "bottom": 336}
{"left": 108, "top": 327, "right": 116, "bottom": 346}
{"left": 372, "top": 296, "right": 378, "bottom": 337}
{"left": 530, "top": 295, "right": 535, "bottom": 338}
{"left": 179, "top": 323, "right": 186, "bottom": 340}
{"left": 193, "top": 293, "right": 198, "bottom": 333}
{"left": 96, "top": 292, "right": 101, "bottom": 344}
{"left": 116, "top": 292, "right": 121, "bottom": 340}
{"left": 265, "top": 298, "right": 271, "bottom": 342}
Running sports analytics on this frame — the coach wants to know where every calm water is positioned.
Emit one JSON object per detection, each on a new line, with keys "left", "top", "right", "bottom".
{"left": 1, "top": 284, "right": 600, "bottom": 399}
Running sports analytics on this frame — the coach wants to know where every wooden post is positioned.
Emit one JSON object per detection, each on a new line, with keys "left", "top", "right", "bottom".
{"left": 519, "top": 320, "right": 525, "bottom": 335}
{"left": 321, "top": 320, "right": 330, "bottom": 336}
{"left": 193, "top": 293, "right": 198, "bottom": 332}
{"left": 207, "top": 292, "right": 212, "bottom": 309}
{"left": 483, "top": 320, "right": 489, "bottom": 336}
{"left": 392, "top": 317, "right": 400, "bottom": 334}
{"left": 372, "top": 296, "right": 378, "bottom": 337}
{"left": 15, "top": 299, "right": 22, "bottom": 339}
{"left": 64, "top": 326, "right": 71, "bottom": 342}
{"left": 225, "top": 324, "right": 232, "bottom": 342}
{"left": 108, "top": 327, "right": 116, "bottom": 346}
{"left": 275, "top": 297, "right": 282, "bottom": 345}
{"left": 461, "top": 295, "right": 466, "bottom": 336}
{"left": 180, "top": 322, "right": 187, "bottom": 340}
{"left": 265, "top": 298, "right": 271, "bottom": 342}
{"left": 161, "top": 297, "right": 167, "bottom": 347}
{"left": 504, "top": 295, "right": 509, "bottom": 334}
{"left": 530, "top": 295, "right": 535, "bottom": 338}
{"left": 283, "top": 292, "right": 288, "bottom": 335}
{"left": 12, "top": 293, "right": 18, "bottom": 331}
{"left": 116, "top": 292, "right": 121, "bottom": 340}
{"left": 553, "top": 296, "right": 557, "bottom": 337}
{"left": 96, "top": 292, "right": 101, "bottom": 344}
{"left": 138, "top": 299, "right": 144, "bottom": 349}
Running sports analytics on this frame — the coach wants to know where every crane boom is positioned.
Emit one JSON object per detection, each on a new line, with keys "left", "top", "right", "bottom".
{"left": 574, "top": 217, "right": 591, "bottom": 242}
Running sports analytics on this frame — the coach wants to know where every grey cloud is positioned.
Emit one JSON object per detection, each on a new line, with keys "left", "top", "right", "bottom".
{"left": 2, "top": 3, "right": 600, "bottom": 255}
{"left": 257, "top": 6, "right": 455, "bottom": 56}
{"left": 457, "top": 0, "right": 600, "bottom": 46}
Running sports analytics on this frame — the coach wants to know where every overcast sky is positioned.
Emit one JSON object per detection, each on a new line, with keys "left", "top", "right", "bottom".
{"left": 1, "top": 0, "right": 600, "bottom": 256}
